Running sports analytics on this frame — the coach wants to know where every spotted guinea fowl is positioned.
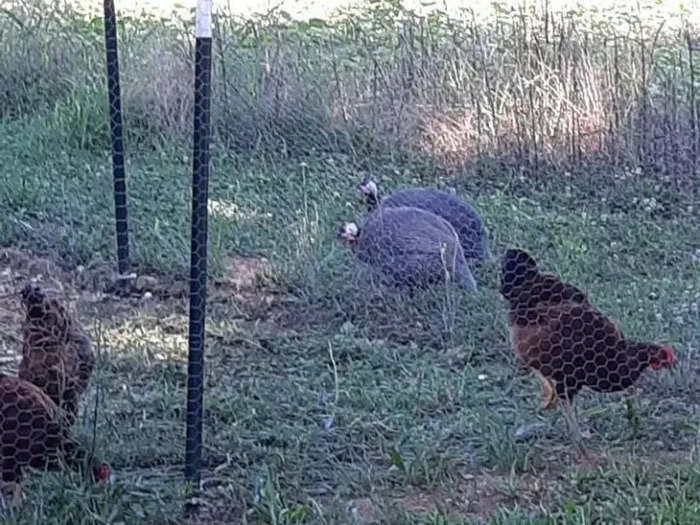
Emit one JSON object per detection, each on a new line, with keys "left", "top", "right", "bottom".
{"left": 0, "top": 374, "right": 110, "bottom": 502}
{"left": 19, "top": 284, "right": 95, "bottom": 427}
{"left": 338, "top": 206, "right": 478, "bottom": 293}
{"left": 357, "top": 177, "right": 492, "bottom": 264}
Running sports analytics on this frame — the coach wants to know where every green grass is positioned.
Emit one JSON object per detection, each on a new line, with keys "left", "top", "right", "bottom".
{"left": 1, "top": 0, "right": 699, "bottom": 523}
{"left": 1, "top": 110, "right": 698, "bottom": 523}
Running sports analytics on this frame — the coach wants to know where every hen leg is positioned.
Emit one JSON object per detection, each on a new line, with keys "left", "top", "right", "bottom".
{"left": 515, "top": 356, "right": 530, "bottom": 376}
{"left": 533, "top": 369, "right": 557, "bottom": 410}
{"left": 559, "top": 400, "right": 590, "bottom": 455}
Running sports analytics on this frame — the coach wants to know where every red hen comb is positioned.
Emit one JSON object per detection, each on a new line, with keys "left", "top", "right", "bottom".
{"left": 662, "top": 344, "right": 675, "bottom": 366}
{"left": 97, "top": 464, "right": 111, "bottom": 482}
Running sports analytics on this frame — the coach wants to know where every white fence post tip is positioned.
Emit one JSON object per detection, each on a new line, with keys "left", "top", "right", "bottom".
{"left": 195, "top": 0, "right": 213, "bottom": 39}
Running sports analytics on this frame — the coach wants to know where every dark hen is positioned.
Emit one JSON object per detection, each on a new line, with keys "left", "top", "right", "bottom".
{"left": 0, "top": 374, "right": 109, "bottom": 501}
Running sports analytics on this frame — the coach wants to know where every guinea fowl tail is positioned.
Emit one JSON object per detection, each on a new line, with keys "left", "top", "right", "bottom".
{"left": 458, "top": 266, "right": 478, "bottom": 292}
{"left": 482, "top": 243, "right": 495, "bottom": 264}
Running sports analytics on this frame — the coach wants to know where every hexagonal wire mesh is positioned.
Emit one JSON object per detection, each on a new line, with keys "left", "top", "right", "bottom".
{"left": 1, "top": 284, "right": 109, "bottom": 498}
{"left": 2, "top": 0, "right": 698, "bottom": 518}
{"left": 498, "top": 248, "right": 676, "bottom": 449}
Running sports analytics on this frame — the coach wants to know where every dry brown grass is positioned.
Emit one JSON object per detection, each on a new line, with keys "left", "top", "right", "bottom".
{"left": 0, "top": 0, "right": 697, "bottom": 176}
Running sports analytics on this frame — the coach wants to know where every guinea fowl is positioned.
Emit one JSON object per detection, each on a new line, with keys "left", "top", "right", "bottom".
{"left": 19, "top": 284, "right": 95, "bottom": 426}
{"left": 338, "top": 206, "right": 477, "bottom": 293}
{"left": 357, "top": 177, "right": 492, "bottom": 264}
{"left": 499, "top": 248, "right": 675, "bottom": 450}
{"left": 0, "top": 374, "right": 109, "bottom": 502}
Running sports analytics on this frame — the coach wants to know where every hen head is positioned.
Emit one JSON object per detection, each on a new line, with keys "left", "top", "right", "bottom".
{"left": 649, "top": 344, "right": 675, "bottom": 371}
{"left": 21, "top": 283, "right": 70, "bottom": 339}
{"left": 498, "top": 248, "right": 538, "bottom": 302}
{"left": 95, "top": 463, "right": 111, "bottom": 483}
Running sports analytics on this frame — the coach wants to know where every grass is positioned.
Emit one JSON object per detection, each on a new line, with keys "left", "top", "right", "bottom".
{"left": 1, "top": 134, "right": 698, "bottom": 523}
{"left": 0, "top": 0, "right": 699, "bottom": 523}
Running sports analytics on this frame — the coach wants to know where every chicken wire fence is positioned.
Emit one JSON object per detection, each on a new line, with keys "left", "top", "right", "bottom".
{"left": 0, "top": 0, "right": 210, "bottom": 501}
{"left": 0, "top": 0, "right": 699, "bottom": 517}
{"left": 1, "top": 285, "right": 110, "bottom": 501}
{"left": 499, "top": 249, "right": 677, "bottom": 451}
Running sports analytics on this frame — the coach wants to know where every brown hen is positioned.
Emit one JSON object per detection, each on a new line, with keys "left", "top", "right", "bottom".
{"left": 0, "top": 374, "right": 109, "bottom": 502}
{"left": 499, "top": 248, "right": 675, "bottom": 449}
{"left": 18, "top": 284, "right": 95, "bottom": 427}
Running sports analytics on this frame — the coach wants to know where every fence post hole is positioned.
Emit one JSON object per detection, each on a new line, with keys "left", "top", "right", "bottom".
{"left": 103, "top": 0, "right": 131, "bottom": 294}
{"left": 185, "top": 0, "right": 213, "bottom": 507}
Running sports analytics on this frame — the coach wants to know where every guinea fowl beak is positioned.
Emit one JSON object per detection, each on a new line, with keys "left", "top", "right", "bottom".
{"left": 337, "top": 231, "right": 355, "bottom": 243}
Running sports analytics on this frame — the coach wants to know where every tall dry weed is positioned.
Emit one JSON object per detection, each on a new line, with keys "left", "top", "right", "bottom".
{"left": 1, "top": 0, "right": 697, "bottom": 180}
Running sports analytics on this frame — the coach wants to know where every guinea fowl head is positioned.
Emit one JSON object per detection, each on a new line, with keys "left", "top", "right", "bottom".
{"left": 357, "top": 177, "right": 380, "bottom": 207}
{"left": 337, "top": 222, "right": 360, "bottom": 245}
{"left": 498, "top": 248, "right": 539, "bottom": 302}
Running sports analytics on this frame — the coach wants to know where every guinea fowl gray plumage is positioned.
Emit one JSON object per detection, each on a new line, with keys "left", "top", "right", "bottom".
{"left": 357, "top": 177, "right": 492, "bottom": 264}
{"left": 338, "top": 206, "right": 478, "bottom": 293}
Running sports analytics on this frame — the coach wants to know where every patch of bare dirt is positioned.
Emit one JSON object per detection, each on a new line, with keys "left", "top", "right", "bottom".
{"left": 216, "top": 255, "right": 271, "bottom": 292}
{"left": 393, "top": 472, "right": 527, "bottom": 520}
{"left": 347, "top": 497, "right": 380, "bottom": 523}
{"left": 210, "top": 255, "right": 279, "bottom": 309}
{"left": 0, "top": 248, "right": 295, "bottom": 363}
{"left": 0, "top": 247, "right": 151, "bottom": 334}
{"left": 342, "top": 471, "right": 551, "bottom": 524}
{"left": 111, "top": 254, "right": 279, "bottom": 311}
